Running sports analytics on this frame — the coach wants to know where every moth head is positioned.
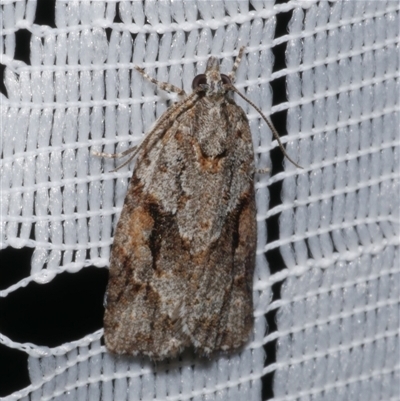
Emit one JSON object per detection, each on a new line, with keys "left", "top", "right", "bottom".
{"left": 192, "top": 56, "right": 231, "bottom": 96}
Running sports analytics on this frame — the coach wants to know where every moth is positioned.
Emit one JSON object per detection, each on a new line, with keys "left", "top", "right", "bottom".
{"left": 100, "top": 47, "right": 298, "bottom": 360}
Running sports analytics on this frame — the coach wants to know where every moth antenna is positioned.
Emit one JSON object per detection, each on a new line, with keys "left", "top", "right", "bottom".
{"left": 229, "top": 85, "right": 302, "bottom": 169}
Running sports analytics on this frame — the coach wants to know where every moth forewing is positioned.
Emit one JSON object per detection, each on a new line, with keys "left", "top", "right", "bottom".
{"left": 103, "top": 48, "right": 291, "bottom": 360}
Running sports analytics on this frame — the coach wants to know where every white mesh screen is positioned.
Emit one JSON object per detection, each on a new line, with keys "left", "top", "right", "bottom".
{"left": 0, "top": 1, "right": 399, "bottom": 400}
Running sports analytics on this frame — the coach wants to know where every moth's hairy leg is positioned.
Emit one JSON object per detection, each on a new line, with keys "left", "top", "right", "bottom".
{"left": 134, "top": 66, "right": 187, "bottom": 97}
{"left": 228, "top": 46, "right": 245, "bottom": 82}
{"left": 92, "top": 146, "right": 137, "bottom": 160}
{"left": 256, "top": 167, "right": 270, "bottom": 174}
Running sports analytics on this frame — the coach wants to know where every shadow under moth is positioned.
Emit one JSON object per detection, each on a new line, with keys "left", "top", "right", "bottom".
{"left": 100, "top": 47, "right": 299, "bottom": 360}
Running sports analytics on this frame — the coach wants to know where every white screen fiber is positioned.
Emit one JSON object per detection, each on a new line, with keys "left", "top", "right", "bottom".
{"left": 0, "top": 1, "right": 399, "bottom": 401}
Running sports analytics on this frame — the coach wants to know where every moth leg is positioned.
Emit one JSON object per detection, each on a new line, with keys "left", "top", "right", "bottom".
{"left": 134, "top": 66, "right": 186, "bottom": 97}
{"left": 92, "top": 146, "right": 137, "bottom": 159}
{"left": 228, "top": 46, "right": 245, "bottom": 82}
{"left": 92, "top": 146, "right": 139, "bottom": 172}
{"left": 256, "top": 167, "right": 270, "bottom": 174}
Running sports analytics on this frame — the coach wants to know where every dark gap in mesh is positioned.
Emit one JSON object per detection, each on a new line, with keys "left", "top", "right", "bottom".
{"left": 114, "top": 7, "right": 123, "bottom": 24}
{"left": 0, "top": 64, "right": 7, "bottom": 96}
{"left": 0, "top": 247, "right": 33, "bottom": 290}
{"left": 0, "top": 267, "right": 108, "bottom": 346}
{"left": 0, "top": 247, "right": 33, "bottom": 394}
{"left": 0, "top": 344, "right": 29, "bottom": 397}
{"left": 14, "top": 29, "right": 31, "bottom": 65}
{"left": 105, "top": 27, "right": 113, "bottom": 42}
{"left": 306, "top": 238, "right": 314, "bottom": 260}
{"left": 34, "top": 0, "right": 56, "bottom": 28}
{"left": 262, "top": 2, "right": 293, "bottom": 399}
{"left": 17, "top": 223, "right": 22, "bottom": 239}
{"left": 29, "top": 221, "right": 35, "bottom": 241}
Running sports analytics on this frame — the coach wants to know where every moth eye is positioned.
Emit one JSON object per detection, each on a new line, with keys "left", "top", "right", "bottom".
{"left": 221, "top": 74, "right": 231, "bottom": 85}
{"left": 192, "top": 74, "right": 207, "bottom": 90}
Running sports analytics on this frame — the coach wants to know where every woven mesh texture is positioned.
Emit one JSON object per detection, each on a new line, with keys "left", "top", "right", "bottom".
{"left": 0, "top": 1, "right": 399, "bottom": 400}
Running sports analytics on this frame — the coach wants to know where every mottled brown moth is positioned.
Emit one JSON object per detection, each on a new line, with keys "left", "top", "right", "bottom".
{"left": 99, "top": 47, "right": 298, "bottom": 360}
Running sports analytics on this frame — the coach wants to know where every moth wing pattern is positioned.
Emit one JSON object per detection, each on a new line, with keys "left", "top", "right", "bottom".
{"left": 103, "top": 51, "right": 257, "bottom": 360}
